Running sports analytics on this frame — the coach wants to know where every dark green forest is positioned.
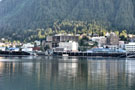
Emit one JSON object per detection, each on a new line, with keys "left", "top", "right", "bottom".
{"left": 0, "top": 0, "right": 135, "bottom": 41}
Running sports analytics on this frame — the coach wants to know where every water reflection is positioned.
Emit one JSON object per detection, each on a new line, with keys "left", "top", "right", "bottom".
{"left": 0, "top": 57, "right": 135, "bottom": 90}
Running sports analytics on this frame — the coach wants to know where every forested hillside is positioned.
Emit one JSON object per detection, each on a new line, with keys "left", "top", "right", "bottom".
{"left": 0, "top": 0, "right": 135, "bottom": 41}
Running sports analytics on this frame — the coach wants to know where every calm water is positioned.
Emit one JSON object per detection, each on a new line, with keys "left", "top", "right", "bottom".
{"left": 0, "top": 56, "right": 135, "bottom": 90}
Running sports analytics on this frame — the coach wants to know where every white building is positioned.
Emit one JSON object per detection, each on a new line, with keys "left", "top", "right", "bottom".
{"left": 55, "top": 41, "right": 78, "bottom": 52}
{"left": 34, "top": 40, "right": 41, "bottom": 46}
{"left": 21, "top": 43, "right": 34, "bottom": 52}
{"left": 0, "top": 47, "right": 6, "bottom": 51}
{"left": 91, "top": 36, "right": 106, "bottom": 47}
{"left": 119, "top": 41, "right": 125, "bottom": 49}
{"left": 46, "top": 36, "right": 53, "bottom": 42}
{"left": 125, "top": 42, "right": 135, "bottom": 52}
{"left": 22, "top": 43, "right": 34, "bottom": 48}
{"left": 0, "top": 42, "right": 5, "bottom": 47}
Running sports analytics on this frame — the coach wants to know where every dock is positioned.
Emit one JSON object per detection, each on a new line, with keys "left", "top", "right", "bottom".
{"left": 0, "top": 51, "right": 30, "bottom": 56}
{"left": 53, "top": 52, "right": 127, "bottom": 58}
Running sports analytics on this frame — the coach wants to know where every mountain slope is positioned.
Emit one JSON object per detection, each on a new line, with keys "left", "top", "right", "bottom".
{"left": 0, "top": 0, "right": 135, "bottom": 34}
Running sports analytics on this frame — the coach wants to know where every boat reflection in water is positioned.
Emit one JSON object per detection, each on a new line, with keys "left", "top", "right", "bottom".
{"left": 0, "top": 56, "right": 135, "bottom": 90}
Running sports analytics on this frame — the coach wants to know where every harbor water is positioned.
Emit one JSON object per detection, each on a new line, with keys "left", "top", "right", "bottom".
{"left": 0, "top": 56, "right": 135, "bottom": 90}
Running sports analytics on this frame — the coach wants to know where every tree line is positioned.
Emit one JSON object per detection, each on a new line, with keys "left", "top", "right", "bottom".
{"left": 1, "top": 20, "right": 129, "bottom": 42}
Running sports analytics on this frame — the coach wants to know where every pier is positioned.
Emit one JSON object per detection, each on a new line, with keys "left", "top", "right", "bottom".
{"left": 53, "top": 52, "right": 127, "bottom": 58}
{"left": 0, "top": 51, "right": 30, "bottom": 56}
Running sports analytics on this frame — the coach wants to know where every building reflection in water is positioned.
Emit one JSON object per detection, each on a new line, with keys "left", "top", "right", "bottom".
{"left": 58, "top": 56, "right": 78, "bottom": 78}
{"left": 0, "top": 57, "right": 135, "bottom": 90}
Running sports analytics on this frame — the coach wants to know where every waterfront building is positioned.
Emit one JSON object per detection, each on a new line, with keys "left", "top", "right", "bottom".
{"left": 125, "top": 42, "right": 135, "bottom": 53}
{"left": 0, "top": 42, "right": 5, "bottom": 47}
{"left": 46, "top": 36, "right": 52, "bottom": 42}
{"left": 129, "top": 36, "right": 135, "bottom": 42}
{"left": 46, "top": 34, "right": 79, "bottom": 42}
{"left": 22, "top": 43, "right": 34, "bottom": 48}
{"left": 91, "top": 33, "right": 119, "bottom": 48}
{"left": 43, "top": 34, "right": 79, "bottom": 50}
{"left": 87, "top": 48, "right": 126, "bottom": 53}
{"left": 104, "top": 32, "right": 119, "bottom": 49}
{"left": 21, "top": 43, "right": 34, "bottom": 52}
{"left": 42, "top": 40, "right": 58, "bottom": 50}
{"left": 119, "top": 41, "right": 125, "bottom": 49}
{"left": 54, "top": 41, "right": 78, "bottom": 52}
{"left": 0, "top": 47, "right": 6, "bottom": 51}
{"left": 106, "top": 32, "right": 119, "bottom": 45}
{"left": 33, "top": 47, "right": 41, "bottom": 51}
{"left": 91, "top": 36, "right": 107, "bottom": 47}
{"left": 34, "top": 40, "right": 41, "bottom": 46}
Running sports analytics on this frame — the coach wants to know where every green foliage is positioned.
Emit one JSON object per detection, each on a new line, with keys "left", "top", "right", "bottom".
{"left": 120, "top": 30, "right": 128, "bottom": 41}
{"left": 114, "top": 31, "right": 120, "bottom": 36}
{"left": 0, "top": 20, "right": 131, "bottom": 42}
{"left": 79, "top": 36, "right": 89, "bottom": 46}
{"left": 0, "top": 0, "right": 135, "bottom": 41}
{"left": 79, "top": 35, "right": 91, "bottom": 51}
{"left": 0, "top": 20, "right": 109, "bottom": 42}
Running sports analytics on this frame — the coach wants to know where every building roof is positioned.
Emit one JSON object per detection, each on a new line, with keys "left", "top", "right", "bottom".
{"left": 54, "top": 34, "right": 79, "bottom": 36}
{"left": 87, "top": 48, "right": 126, "bottom": 53}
